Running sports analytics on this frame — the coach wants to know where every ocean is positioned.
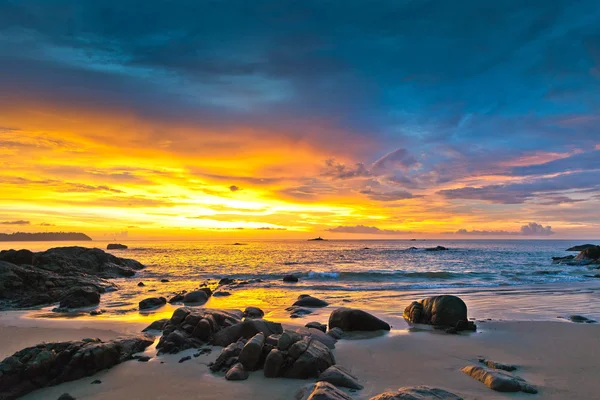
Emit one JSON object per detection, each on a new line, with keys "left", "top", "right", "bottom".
{"left": 4, "top": 239, "right": 600, "bottom": 325}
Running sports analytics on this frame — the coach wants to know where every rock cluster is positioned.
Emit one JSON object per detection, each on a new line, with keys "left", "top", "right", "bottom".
{"left": 554, "top": 245, "right": 600, "bottom": 265}
{"left": 0, "top": 247, "right": 145, "bottom": 310}
{"left": 0, "top": 335, "right": 154, "bottom": 399}
{"left": 369, "top": 386, "right": 463, "bottom": 399}
{"left": 403, "top": 295, "right": 476, "bottom": 332}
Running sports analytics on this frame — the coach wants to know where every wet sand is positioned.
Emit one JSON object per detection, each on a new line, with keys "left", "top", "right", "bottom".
{"left": 2, "top": 313, "right": 599, "bottom": 399}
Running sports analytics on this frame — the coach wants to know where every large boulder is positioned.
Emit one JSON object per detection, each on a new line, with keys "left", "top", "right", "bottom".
{"left": 296, "top": 381, "right": 352, "bottom": 400}
{"left": 575, "top": 246, "right": 600, "bottom": 263}
{"left": 264, "top": 349, "right": 286, "bottom": 378}
{"left": 461, "top": 365, "right": 537, "bottom": 393}
{"left": 58, "top": 286, "right": 101, "bottom": 309}
{"left": 329, "top": 308, "right": 390, "bottom": 331}
{"left": 182, "top": 290, "right": 209, "bottom": 304}
{"left": 370, "top": 386, "right": 463, "bottom": 399}
{"left": 213, "top": 319, "right": 283, "bottom": 347}
{"left": 293, "top": 295, "right": 329, "bottom": 308}
{"left": 0, "top": 335, "right": 154, "bottom": 399}
{"left": 139, "top": 297, "right": 167, "bottom": 310}
{"left": 403, "top": 295, "right": 475, "bottom": 331}
{"left": 225, "top": 363, "right": 249, "bottom": 381}
{"left": 284, "top": 339, "right": 336, "bottom": 379}
{"left": 243, "top": 306, "right": 265, "bottom": 319}
{"left": 238, "top": 333, "right": 265, "bottom": 370}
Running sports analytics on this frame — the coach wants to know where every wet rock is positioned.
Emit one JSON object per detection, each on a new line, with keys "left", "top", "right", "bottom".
{"left": 293, "top": 295, "right": 329, "bottom": 308}
{"left": 370, "top": 386, "right": 463, "bottom": 399}
{"left": 306, "top": 321, "right": 327, "bottom": 333}
{"left": 160, "top": 279, "right": 169, "bottom": 282}
{"left": 278, "top": 330, "right": 303, "bottom": 351}
{"left": 303, "top": 328, "right": 336, "bottom": 349}
{"left": 318, "top": 365, "right": 363, "bottom": 390}
{"left": 552, "top": 255, "right": 575, "bottom": 264}
{"left": 288, "top": 306, "right": 314, "bottom": 318}
{"left": 264, "top": 348, "right": 286, "bottom": 378}
{"left": 329, "top": 308, "right": 390, "bottom": 331}
{"left": 210, "top": 340, "right": 245, "bottom": 372}
{"left": 107, "top": 244, "right": 128, "bottom": 250}
{"left": 404, "top": 295, "right": 474, "bottom": 331}
{"left": 137, "top": 355, "right": 151, "bottom": 362}
{"left": 59, "top": 286, "right": 101, "bottom": 309}
{"left": 218, "top": 277, "right": 235, "bottom": 285}
{"left": 289, "top": 336, "right": 312, "bottom": 359}
{"left": 142, "top": 318, "right": 169, "bottom": 332}
{"left": 575, "top": 246, "right": 600, "bottom": 263}
{"left": 569, "top": 315, "right": 596, "bottom": 323}
{"left": 266, "top": 334, "right": 281, "bottom": 347}
{"left": 168, "top": 292, "right": 185, "bottom": 303}
{"left": 213, "top": 319, "right": 283, "bottom": 347}
{"left": 137, "top": 282, "right": 145, "bottom": 287}
{"left": 178, "top": 356, "right": 191, "bottom": 363}
{"left": 0, "top": 335, "right": 154, "bottom": 399}
{"left": 243, "top": 306, "right": 265, "bottom": 319}
{"left": 139, "top": 297, "right": 166, "bottom": 310}
{"left": 284, "top": 339, "right": 336, "bottom": 379}
{"left": 182, "top": 290, "right": 209, "bottom": 304}
{"left": 225, "top": 362, "right": 249, "bottom": 380}
{"left": 283, "top": 275, "right": 299, "bottom": 283}
{"left": 239, "top": 333, "right": 265, "bottom": 370}
{"left": 213, "top": 291, "right": 231, "bottom": 297}
{"left": 295, "top": 381, "right": 352, "bottom": 400}
{"left": 89, "top": 309, "right": 104, "bottom": 316}
{"left": 425, "top": 246, "right": 448, "bottom": 251}
{"left": 479, "top": 358, "right": 517, "bottom": 372}
{"left": 567, "top": 244, "right": 598, "bottom": 252}
{"left": 461, "top": 365, "right": 537, "bottom": 393}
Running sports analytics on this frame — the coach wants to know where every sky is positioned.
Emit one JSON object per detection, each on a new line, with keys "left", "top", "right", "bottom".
{"left": 0, "top": 0, "right": 599, "bottom": 240}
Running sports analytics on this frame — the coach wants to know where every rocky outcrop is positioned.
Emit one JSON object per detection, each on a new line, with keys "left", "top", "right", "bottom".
{"left": 142, "top": 318, "right": 169, "bottom": 332}
{"left": 0, "top": 247, "right": 145, "bottom": 310}
{"left": 567, "top": 244, "right": 597, "bottom": 252}
{"left": 0, "top": 335, "right": 154, "bottom": 399}
{"left": 329, "top": 308, "right": 390, "bottom": 331}
{"left": 296, "top": 382, "right": 352, "bottom": 400}
{"left": 139, "top": 297, "right": 167, "bottom": 310}
{"left": 58, "top": 287, "right": 101, "bottom": 309}
{"left": 575, "top": 246, "right": 600, "bottom": 262}
{"left": 461, "top": 365, "right": 537, "bottom": 393}
{"left": 107, "top": 243, "right": 128, "bottom": 250}
{"left": 318, "top": 365, "right": 363, "bottom": 389}
{"left": 403, "top": 295, "right": 476, "bottom": 332}
{"left": 370, "top": 386, "right": 463, "bottom": 399}
{"left": 555, "top": 246, "right": 600, "bottom": 265}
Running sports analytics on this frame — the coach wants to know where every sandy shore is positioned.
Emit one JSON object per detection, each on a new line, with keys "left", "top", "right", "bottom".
{"left": 1, "top": 314, "right": 599, "bottom": 399}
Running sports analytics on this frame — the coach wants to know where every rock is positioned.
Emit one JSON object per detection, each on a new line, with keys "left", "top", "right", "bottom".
{"left": 137, "top": 355, "right": 151, "bottom": 362}
{"left": 329, "top": 308, "right": 390, "bottom": 331}
{"left": 552, "top": 255, "right": 575, "bottom": 264}
{"left": 137, "top": 282, "right": 145, "bottom": 287}
{"left": 479, "top": 358, "right": 517, "bottom": 372}
{"left": 107, "top": 244, "right": 128, "bottom": 250}
{"left": 142, "top": 318, "right": 169, "bottom": 332}
{"left": 91, "top": 379, "right": 102, "bottom": 384}
{"left": 575, "top": 246, "right": 600, "bottom": 262}
{"left": 59, "top": 286, "right": 101, "bottom": 308}
{"left": 425, "top": 246, "right": 448, "bottom": 251}
{"left": 213, "top": 319, "right": 283, "bottom": 347}
{"left": 0, "top": 246, "right": 145, "bottom": 310}
{"left": 327, "top": 328, "right": 344, "bottom": 340}
{"left": 218, "top": 277, "right": 235, "bottom": 285}
{"left": 288, "top": 307, "right": 315, "bottom": 318}
{"left": 89, "top": 309, "right": 104, "bottom": 316}
{"left": 403, "top": 295, "right": 473, "bottom": 330}
{"left": 179, "top": 356, "right": 191, "bottom": 363}
{"left": 289, "top": 336, "right": 312, "bottom": 359}
{"left": 238, "top": 333, "right": 265, "bottom": 370}
{"left": 306, "top": 321, "right": 327, "bottom": 333}
{"left": 461, "top": 365, "right": 537, "bottom": 393}
{"left": 318, "top": 365, "right": 363, "bottom": 389}
{"left": 57, "top": 394, "right": 76, "bottom": 400}
{"left": 210, "top": 340, "right": 245, "bottom": 372}
{"left": 370, "top": 386, "right": 463, "bottom": 399}
{"left": 295, "top": 381, "right": 352, "bottom": 400}
{"left": 297, "top": 327, "right": 336, "bottom": 349}
{"left": 266, "top": 334, "right": 281, "bottom": 347}
{"left": 278, "top": 330, "right": 303, "bottom": 350}
{"left": 160, "top": 279, "right": 169, "bottom": 282}
{"left": 293, "top": 295, "right": 329, "bottom": 308}
{"left": 139, "top": 297, "right": 166, "bottom": 310}
{"left": 225, "top": 362, "right": 249, "bottom": 380}
{"left": 0, "top": 335, "right": 153, "bottom": 399}
{"left": 284, "top": 339, "right": 336, "bottom": 379}
{"left": 263, "top": 348, "right": 286, "bottom": 378}
{"left": 283, "top": 275, "right": 299, "bottom": 283}
{"left": 243, "top": 306, "right": 265, "bottom": 319}
{"left": 567, "top": 244, "right": 598, "bottom": 252}
{"left": 168, "top": 292, "right": 185, "bottom": 303}
{"left": 213, "top": 291, "right": 231, "bottom": 297}
{"left": 569, "top": 315, "right": 596, "bottom": 323}
{"left": 182, "top": 290, "right": 209, "bottom": 304}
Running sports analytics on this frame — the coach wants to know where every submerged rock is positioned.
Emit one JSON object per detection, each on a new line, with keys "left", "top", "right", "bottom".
{"left": 425, "top": 246, "right": 448, "bottom": 251}
{"left": 139, "top": 297, "right": 166, "bottom": 310}
{"left": 329, "top": 308, "right": 390, "bottom": 331}
{"left": 0, "top": 335, "right": 154, "bottom": 399}
{"left": 293, "top": 295, "right": 329, "bottom": 308}
{"left": 296, "top": 381, "right": 352, "bottom": 400}
{"left": 283, "top": 275, "right": 299, "bottom": 283}
{"left": 461, "top": 365, "right": 537, "bottom": 393}
{"left": 403, "top": 295, "right": 475, "bottom": 331}
{"left": 370, "top": 386, "right": 463, "bottom": 399}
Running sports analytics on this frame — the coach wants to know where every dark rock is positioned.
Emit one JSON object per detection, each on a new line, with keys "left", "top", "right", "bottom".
{"left": 278, "top": 330, "right": 303, "bottom": 351}
{"left": 89, "top": 309, "right": 104, "bottom": 316}
{"left": 160, "top": 279, "right": 169, "bottom": 283}
{"left": 575, "top": 246, "right": 600, "bottom": 262}
{"left": 263, "top": 348, "right": 286, "bottom": 378}
{"left": 569, "top": 315, "right": 596, "bottom": 323}
{"left": 403, "top": 295, "right": 472, "bottom": 330}
{"left": 293, "top": 295, "right": 329, "bottom": 308}
{"left": 567, "top": 244, "right": 598, "bottom": 252}
{"left": 425, "top": 246, "right": 448, "bottom": 251}
{"left": 213, "top": 291, "right": 231, "bottom": 297}
{"left": 296, "top": 381, "right": 352, "bottom": 400}
{"left": 210, "top": 340, "right": 245, "bottom": 372}
{"left": 137, "top": 355, "right": 151, "bottom": 362}
{"left": 283, "top": 275, "right": 299, "bottom": 283}
{"left": 461, "top": 365, "right": 537, "bottom": 393}
{"left": 243, "top": 306, "right": 265, "bottom": 319}
{"left": 139, "top": 297, "right": 166, "bottom": 310}
{"left": 370, "top": 386, "right": 463, "bottom": 399}
{"left": 218, "top": 277, "right": 235, "bottom": 285}
{"left": 137, "top": 282, "right": 145, "bottom": 287}
{"left": 213, "top": 319, "right": 283, "bottom": 347}
{"left": 91, "top": 380, "right": 102, "bottom": 384}
{"left": 168, "top": 292, "right": 185, "bottom": 303}
{"left": 225, "top": 362, "right": 249, "bottom": 380}
{"left": 318, "top": 365, "right": 363, "bottom": 390}
{"left": 178, "top": 356, "right": 191, "bottom": 363}
{"left": 306, "top": 321, "right": 327, "bottom": 333}
{"left": 301, "top": 327, "right": 336, "bottom": 349}
{"left": 552, "top": 255, "right": 575, "bottom": 264}
{"left": 142, "top": 318, "right": 169, "bottom": 332}
{"left": 59, "top": 287, "right": 101, "bottom": 309}
{"left": 182, "top": 290, "right": 209, "bottom": 304}
{"left": 266, "top": 334, "right": 281, "bottom": 347}
{"left": 107, "top": 244, "right": 128, "bottom": 250}
{"left": 57, "top": 394, "right": 75, "bottom": 400}
{"left": 329, "top": 308, "right": 390, "bottom": 331}
{"left": 238, "top": 333, "right": 265, "bottom": 370}
{"left": 284, "top": 339, "right": 336, "bottom": 379}
{"left": 0, "top": 335, "right": 153, "bottom": 399}
{"left": 327, "top": 327, "right": 344, "bottom": 340}
{"left": 288, "top": 306, "right": 314, "bottom": 318}
{"left": 479, "top": 358, "right": 517, "bottom": 372}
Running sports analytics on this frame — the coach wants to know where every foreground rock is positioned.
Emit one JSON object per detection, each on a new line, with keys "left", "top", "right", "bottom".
{"left": 107, "top": 243, "right": 128, "bottom": 250}
{"left": 0, "top": 247, "right": 145, "bottom": 310}
{"left": 329, "top": 308, "right": 390, "bottom": 331}
{"left": 318, "top": 365, "right": 363, "bottom": 389}
{"left": 461, "top": 365, "right": 537, "bottom": 393}
{"left": 182, "top": 289, "right": 210, "bottom": 304}
{"left": 225, "top": 362, "right": 249, "bottom": 381}
{"left": 403, "top": 295, "right": 476, "bottom": 332}
{"left": 296, "top": 381, "right": 352, "bottom": 400}
{"left": 213, "top": 318, "right": 283, "bottom": 347}
{"left": 0, "top": 335, "right": 154, "bottom": 399}
{"left": 370, "top": 386, "right": 463, "bottom": 399}
{"left": 139, "top": 297, "right": 167, "bottom": 310}
{"left": 58, "top": 287, "right": 101, "bottom": 309}
{"left": 142, "top": 318, "right": 169, "bottom": 332}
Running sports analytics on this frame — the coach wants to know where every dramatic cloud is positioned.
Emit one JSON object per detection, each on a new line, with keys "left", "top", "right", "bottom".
{"left": 327, "top": 225, "right": 413, "bottom": 235}
{"left": 454, "top": 222, "right": 555, "bottom": 236}
{"left": 0, "top": 220, "right": 30, "bottom": 225}
{"left": 520, "top": 222, "right": 554, "bottom": 236}
{"left": 359, "top": 188, "right": 416, "bottom": 201}
{"left": 322, "top": 159, "right": 371, "bottom": 180}
{"left": 371, "top": 149, "right": 419, "bottom": 174}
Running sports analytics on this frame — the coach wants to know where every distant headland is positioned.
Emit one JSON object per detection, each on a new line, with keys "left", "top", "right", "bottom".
{"left": 0, "top": 232, "right": 92, "bottom": 241}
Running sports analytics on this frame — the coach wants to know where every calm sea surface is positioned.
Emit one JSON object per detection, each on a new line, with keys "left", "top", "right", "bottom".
{"left": 3, "top": 239, "right": 600, "bottom": 324}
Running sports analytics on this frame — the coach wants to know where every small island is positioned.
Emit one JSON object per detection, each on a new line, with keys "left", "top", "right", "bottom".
{"left": 107, "top": 243, "right": 128, "bottom": 250}
{"left": 308, "top": 236, "right": 326, "bottom": 241}
{"left": 0, "top": 232, "right": 92, "bottom": 242}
